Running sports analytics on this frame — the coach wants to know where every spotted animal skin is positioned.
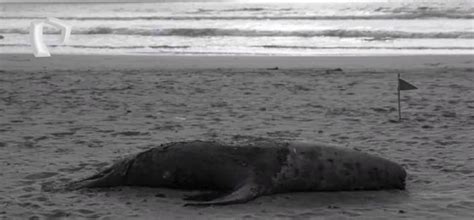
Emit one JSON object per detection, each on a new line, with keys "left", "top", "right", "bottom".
{"left": 68, "top": 141, "right": 406, "bottom": 206}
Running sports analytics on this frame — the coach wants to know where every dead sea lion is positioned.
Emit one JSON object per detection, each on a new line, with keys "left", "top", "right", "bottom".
{"left": 68, "top": 140, "right": 406, "bottom": 206}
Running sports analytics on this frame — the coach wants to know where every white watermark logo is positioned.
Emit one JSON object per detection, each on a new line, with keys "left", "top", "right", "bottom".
{"left": 30, "top": 17, "right": 71, "bottom": 57}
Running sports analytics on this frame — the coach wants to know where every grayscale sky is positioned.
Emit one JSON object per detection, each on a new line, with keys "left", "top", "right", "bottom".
{"left": 0, "top": 0, "right": 227, "bottom": 3}
{"left": 0, "top": 0, "right": 364, "bottom": 3}
{"left": 0, "top": 0, "right": 439, "bottom": 3}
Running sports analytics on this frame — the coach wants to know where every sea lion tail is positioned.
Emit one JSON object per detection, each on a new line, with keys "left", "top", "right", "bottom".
{"left": 65, "top": 157, "right": 135, "bottom": 190}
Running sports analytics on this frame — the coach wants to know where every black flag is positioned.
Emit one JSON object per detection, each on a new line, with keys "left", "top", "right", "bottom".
{"left": 396, "top": 74, "right": 417, "bottom": 121}
{"left": 398, "top": 78, "right": 417, "bottom": 91}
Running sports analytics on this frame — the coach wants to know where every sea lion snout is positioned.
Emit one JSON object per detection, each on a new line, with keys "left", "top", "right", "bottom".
{"left": 384, "top": 161, "right": 407, "bottom": 190}
{"left": 395, "top": 166, "right": 407, "bottom": 190}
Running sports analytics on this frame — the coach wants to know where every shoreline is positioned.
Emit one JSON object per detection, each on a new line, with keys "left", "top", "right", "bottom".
{"left": 1, "top": 53, "right": 473, "bottom": 71}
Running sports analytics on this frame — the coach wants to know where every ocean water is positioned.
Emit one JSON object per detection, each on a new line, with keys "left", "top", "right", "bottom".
{"left": 0, "top": 0, "right": 473, "bottom": 56}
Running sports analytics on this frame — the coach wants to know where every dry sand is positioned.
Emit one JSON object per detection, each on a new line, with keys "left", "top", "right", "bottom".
{"left": 0, "top": 54, "right": 473, "bottom": 219}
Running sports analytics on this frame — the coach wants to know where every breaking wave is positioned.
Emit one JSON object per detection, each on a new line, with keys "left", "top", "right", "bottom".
{"left": 1, "top": 13, "right": 473, "bottom": 21}
{"left": 1, "top": 27, "right": 473, "bottom": 39}
{"left": 0, "top": 43, "right": 189, "bottom": 49}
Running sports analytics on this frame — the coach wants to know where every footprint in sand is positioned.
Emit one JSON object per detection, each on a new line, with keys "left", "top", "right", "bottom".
{"left": 425, "top": 62, "right": 441, "bottom": 67}
{"left": 51, "top": 131, "right": 76, "bottom": 138}
{"left": 24, "top": 172, "right": 58, "bottom": 180}
{"left": 112, "top": 131, "right": 150, "bottom": 136}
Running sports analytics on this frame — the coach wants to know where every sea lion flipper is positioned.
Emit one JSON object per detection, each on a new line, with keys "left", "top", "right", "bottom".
{"left": 184, "top": 182, "right": 261, "bottom": 206}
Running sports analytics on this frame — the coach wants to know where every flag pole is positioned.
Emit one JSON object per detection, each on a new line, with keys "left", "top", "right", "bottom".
{"left": 397, "top": 73, "right": 401, "bottom": 121}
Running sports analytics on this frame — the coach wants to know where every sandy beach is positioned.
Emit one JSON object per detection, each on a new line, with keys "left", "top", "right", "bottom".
{"left": 0, "top": 54, "right": 473, "bottom": 219}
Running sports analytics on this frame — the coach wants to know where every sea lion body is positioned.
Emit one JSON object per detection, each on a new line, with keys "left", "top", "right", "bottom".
{"left": 69, "top": 141, "right": 406, "bottom": 206}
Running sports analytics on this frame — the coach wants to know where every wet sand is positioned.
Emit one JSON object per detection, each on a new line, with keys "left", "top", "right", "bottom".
{"left": 1, "top": 54, "right": 473, "bottom": 219}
